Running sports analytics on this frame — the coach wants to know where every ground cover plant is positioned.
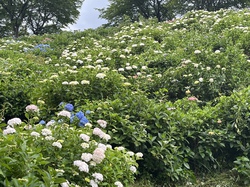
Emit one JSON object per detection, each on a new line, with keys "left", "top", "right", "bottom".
{"left": 0, "top": 8, "right": 250, "bottom": 186}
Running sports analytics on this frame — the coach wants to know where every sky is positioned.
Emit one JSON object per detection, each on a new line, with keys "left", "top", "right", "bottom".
{"left": 67, "top": 0, "right": 110, "bottom": 31}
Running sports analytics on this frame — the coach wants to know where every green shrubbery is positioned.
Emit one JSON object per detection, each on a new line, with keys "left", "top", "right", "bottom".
{"left": 0, "top": 8, "right": 250, "bottom": 186}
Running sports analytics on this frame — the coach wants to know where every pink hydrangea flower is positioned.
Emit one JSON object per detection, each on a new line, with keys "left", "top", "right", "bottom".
{"left": 97, "top": 119, "right": 107, "bottom": 128}
{"left": 26, "top": 104, "right": 39, "bottom": 112}
{"left": 92, "top": 148, "right": 105, "bottom": 164}
{"left": 188, "top": 96, "right": 198, "bottom": 101}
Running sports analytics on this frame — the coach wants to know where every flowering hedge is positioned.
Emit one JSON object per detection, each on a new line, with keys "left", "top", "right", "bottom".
{"left": 0, "top": 104, "right": 142, "bottom": 186}
{"left": 0, "top": 8, "right": 250, "bottom": 186}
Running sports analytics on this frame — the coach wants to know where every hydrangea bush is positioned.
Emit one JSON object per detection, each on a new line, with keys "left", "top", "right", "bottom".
{"left": 0, "top": 104, "right": 142, "bottom": 186}
{"left": 0, "top": 8, "right": 250, "bottom": 186}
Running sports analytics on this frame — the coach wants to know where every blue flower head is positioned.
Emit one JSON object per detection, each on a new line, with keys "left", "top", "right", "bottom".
{"left": 78, "top": 116, "right": 89, "bottom": 127}
{"left": 85, "top": 110, "right": 91, "bottom": 115}
{"left": 76, "top": 111, "right": 85, "bottom": 120}
{"left": 65, "top": 103, "right": 74, "bottom": 112}
{"left": 70, "top": 114, "right": 75, "bottom": 123}
{"left": 59, "top": 102, "right": 65, "bottom": 106}
{"left": 39, "top": 120, "right": 46, "bottom": 125}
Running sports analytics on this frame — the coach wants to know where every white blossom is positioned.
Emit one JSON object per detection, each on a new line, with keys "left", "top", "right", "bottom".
{"left": 30, "top": 131, "right": 40, "bottom": 137}
{"left": 7, "top": 118, "right": 22, "bottom": 127}
{"left": 52, "top": 142, "right": 62, "bottom": 149}
{"left": 3, "top": 127, "right": 16, "bottom": 135}
{"left": 96, "top": 73, "right": 106, "bottom": 79}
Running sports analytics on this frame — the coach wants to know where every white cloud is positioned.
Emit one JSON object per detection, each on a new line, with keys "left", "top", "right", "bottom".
{"left": 67, "top": 0, "right": 110, "bottom": 31}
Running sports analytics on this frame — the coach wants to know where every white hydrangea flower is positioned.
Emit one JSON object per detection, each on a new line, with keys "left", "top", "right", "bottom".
{"left": 80, "top": 133, "right": 90, "bottom": 142}
{"left": 194, "top": 50, "right": 201, "bottom": 54}
{"left": 130, "top": 166, "right": 137, "bottom": 173}
{"left": 69, "top": 81, "right": 79, "bottom": 85}
{"left": 135, "top": 152, "right": 143, "bottom": 158}
{"left": 118, "top": 68, "right": 124, "bottom": 72}
{"left": 81, "top": 80, "right": 90, "bottom": 85}
{"left": 3, "top": 127, "right": 16, "bottom": 135}
{"left": 81, "top": 143, "right": 90, "bottom": 149}
{"left": 127, "top": 151, "right": 135, "bottom": 156}
{"left": 92, "top": 148, "right": 105, "bottom": 164}
{"left": 114, "top": 181, "right": 123, "bottom": 187}
{"left": 81, "top": 153, "right": 93, "bottom": 162}
{"left": 116, "top": 146, "right": 125, "bottom": 151}
{"left": 46, "top": 120, "right": 55, "bottom": 127}
{"left": 90, "top": 180, "right": 98, "bottom": 187}
{"left": 62, "top": 81, "right": 69, "bottom": 85}
{"left": 98, "top": 143, "right": 107, "bottom": 151}
{"left": 7, "top": 118, "right": 22, "bottom": 127}
{"left": 30, "top": 131, "right": 40, "bottom": 137}
{"left": 52, "top": 142, "right": 62, "bottom": 149}
{"left": 73, "top": 160, "right": 89, "bottom": 173}
{"left": 92, "top": 172, "right": 103, "bottom": 181}
{"left": 97, "top": 119, "right": 107, "bottom": 128}
{"left": 41, "top": 128, "right": 52, "bottom": 136}
{"left": 96, "top": 73, "right": 106, "bottom": 79}
{"left": 57, "top": 110, "right": 71, "bottom": 118}
{"left": 96, "top": 59, "right": 103, "bottom": 63}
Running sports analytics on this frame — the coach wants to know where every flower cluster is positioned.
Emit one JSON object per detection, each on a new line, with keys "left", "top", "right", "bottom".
{"left": 93, "top": 127, "right": 111, "bottom": 141}
{"left": 34, "top": 44, "right": 51, "bottom": 52}
{"left": 26, "top": 104, "right": 39, "bottom": 113}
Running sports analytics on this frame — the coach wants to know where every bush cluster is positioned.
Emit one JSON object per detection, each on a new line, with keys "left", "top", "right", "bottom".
{"left": 1, "top": 8, "right": 250, "bottom": 186}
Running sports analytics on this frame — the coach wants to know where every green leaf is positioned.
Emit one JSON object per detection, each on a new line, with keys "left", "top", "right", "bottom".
{"left": 183, "top": 162, "right": 190, "bottom": 169}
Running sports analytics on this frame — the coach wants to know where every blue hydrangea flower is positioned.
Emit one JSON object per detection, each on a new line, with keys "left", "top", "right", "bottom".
{"left": 39, "top": 120, "right": 46, "bottom": 125}
{"left": 76, "top": 111, "right": 85, "bottom": 120}
{"left": 59, "top": 102, "right": 65, "bottom": 106}
{"left": 34, "top": 44, "right": 51, "bottom": 52}
{"left": 65, "top": 103, "right": 74, "bottom": 112}
{"left": 70, "top": 114, "right": 75, "bottom": 123}
{"left": 78, "top": 117, "right": 89, "bottom": 127}
{"left": 85, "top": 110, "right": 91, "bottom": 115}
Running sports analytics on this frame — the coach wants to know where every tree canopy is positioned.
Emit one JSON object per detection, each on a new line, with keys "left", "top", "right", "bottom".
{"left": 99, "top": 0, "right": 250, "bottom": 26}
{"left": 0, "top": 0, "right": 84, "bottom": 38}
{"left": 99, "top": 0, "right": 178, "bottom": 26}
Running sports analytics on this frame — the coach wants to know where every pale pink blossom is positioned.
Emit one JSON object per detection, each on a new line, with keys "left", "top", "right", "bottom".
{"left": 188, "top": 96, "right": 198, "bottom": 101}
{"left": 81, "top": 153, "right": 93, "bottom": 162}
{"left": 90, "top": 180, "right": 98, "bottom": 187}
{"left": 80, "top": 133, "right": 90, "bottom": 142}
{"left": 73, "top": 160, "right": 89, "bottom": 173}
{"left": 92, "top": 172, "right": 103, "bottom": 182}
{"left": 92, "top": 148, "right": 105, "bottom": 164}
{"left": 97, "top": 119, "right": 107, "bottom": 128}
{"left": 26, "top": 104, "right": 39, "bottom": 112}
{"left": 57, "top": 110, "right": 71, "bottom": 118}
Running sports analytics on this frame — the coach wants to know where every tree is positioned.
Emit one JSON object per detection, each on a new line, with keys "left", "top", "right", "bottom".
{"left": 99, "top": 0, "right": 249, "bottom": 26}
{"left": 178, "top": 0, "right": 250, "bottom": 13}
{"left": 99, "top": 0, "right": 177, "bottom": 26}
{"left": 0, "top": 0, "right": 30, "bottom": 38}
{"left": 26, "top": 0, "right": 83, "bottom": 35}
{"left": 0, "top": 0, "right": 84, "bottom": 38}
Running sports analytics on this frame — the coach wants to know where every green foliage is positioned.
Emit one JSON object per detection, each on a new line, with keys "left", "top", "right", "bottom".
{"left": 0, "top": 105, "right": 140, "bottom": 186}
{"left": 1, "top": 8, "right": 250, "bottom": 186}
{"left": 0, "top": 0, "right": 84, "bottom": 38}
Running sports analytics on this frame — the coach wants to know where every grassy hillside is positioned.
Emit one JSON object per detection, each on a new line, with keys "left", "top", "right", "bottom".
{"left": 0, "top": 8, "right": 250, "bottom": 186}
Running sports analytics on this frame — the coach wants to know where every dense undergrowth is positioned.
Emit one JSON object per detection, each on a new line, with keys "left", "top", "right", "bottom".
{"left": 1, "top": 9, "right": 250, "bottom": 186}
